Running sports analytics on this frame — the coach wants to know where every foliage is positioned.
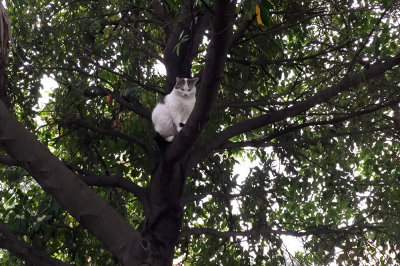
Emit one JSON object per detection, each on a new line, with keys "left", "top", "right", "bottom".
{"left": 1, "top": 0, "right": 400, "bottom": 265}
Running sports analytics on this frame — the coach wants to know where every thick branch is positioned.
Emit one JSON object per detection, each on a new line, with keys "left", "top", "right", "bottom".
{"left": 190, "top": 54, "right": 400, "bottom": 164}
{"left": 0, "top": 221, "right": 71, "bottom": 266}
{"left": 164, "top": 0, "right": 235, "bottom": 163}
{"left": 0, "top": 153, "right": 20, "bottom": 166}
{"left": 0, "top": 155, "right": 148, "bottom": 204}
{"left": 227, "top": 129, "right": 387, "bottom": 151}
{"left": 78, "top": 171, "right": 148, "bottom": 212}
{"left": 64, "top": 161, "right": 148, "bottom": 207}
{"left": 227, "top": 39, "right": 355, "bottom": 67}
{"left": 0, "top": 100, "right": 150, "bottom": 264}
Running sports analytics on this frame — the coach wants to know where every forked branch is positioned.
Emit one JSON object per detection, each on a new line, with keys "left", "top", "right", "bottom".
{"left": 164, "top": 0, "right": 236, "bottom": 164}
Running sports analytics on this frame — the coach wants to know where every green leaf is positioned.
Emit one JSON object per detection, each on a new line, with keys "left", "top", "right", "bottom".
{"left": 243, "top": 0, "right": 256, "bottom": 20}
{"left": 259, "top": 0, "right": 273, "bottom": 26}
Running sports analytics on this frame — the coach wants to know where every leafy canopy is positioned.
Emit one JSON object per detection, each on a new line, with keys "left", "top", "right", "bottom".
{"left": 1, "top": 0, "right": 400, "bottom": 265}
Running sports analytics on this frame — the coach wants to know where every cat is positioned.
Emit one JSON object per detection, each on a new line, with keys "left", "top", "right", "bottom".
{"left": 152, "top": 77, "right": 199, "bottom": 142}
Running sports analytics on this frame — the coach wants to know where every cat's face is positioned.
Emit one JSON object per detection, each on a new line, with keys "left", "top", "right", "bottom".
{"left": 174, "top": 77, "right": 198, "bottom": 97}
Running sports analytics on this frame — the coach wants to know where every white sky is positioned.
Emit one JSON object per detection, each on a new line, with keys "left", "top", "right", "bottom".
{"left": 38, "top": 75, "right": 58, "bottom": 108}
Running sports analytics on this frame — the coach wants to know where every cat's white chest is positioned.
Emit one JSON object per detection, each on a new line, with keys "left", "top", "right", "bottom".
{"left": 167, "top": 94, "right": 195, "bottom": 116}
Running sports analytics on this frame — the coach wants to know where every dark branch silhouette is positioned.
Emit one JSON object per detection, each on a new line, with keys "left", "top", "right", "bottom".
{"left": 0, "top": 221, "right": 72, "bottom": 266}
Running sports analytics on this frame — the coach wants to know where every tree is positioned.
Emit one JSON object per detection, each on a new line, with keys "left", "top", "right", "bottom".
{"left": 1, "top": 0, "right": 400, "bottom": 264}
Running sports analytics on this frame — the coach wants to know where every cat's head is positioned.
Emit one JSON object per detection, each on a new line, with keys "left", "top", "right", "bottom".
{"left": 174, "top": 77, "right": 198, "bottom": 98}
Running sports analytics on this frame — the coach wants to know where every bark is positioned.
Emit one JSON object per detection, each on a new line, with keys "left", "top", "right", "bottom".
{"left": 79, "top": 174, "right": 148, "bottom": 210}
{"left": 142, "top": 162, "right": 185, "bottom": 265}
{"left": 0, "top": 153, "right": 20, "bottom": 166}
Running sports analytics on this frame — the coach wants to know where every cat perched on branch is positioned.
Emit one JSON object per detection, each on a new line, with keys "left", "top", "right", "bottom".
{"left": 152, "top": 77, "right": 198, "bottom": 142}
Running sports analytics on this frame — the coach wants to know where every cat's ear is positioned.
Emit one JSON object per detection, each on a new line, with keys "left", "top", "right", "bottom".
{"left": 175, "top": 77, "right": 184, "bottom": 89}
{"left": 188, "top": 77, "right": 199, "bottom": 86}
{"left": 175, "top": 77, "right": 186, "bottom": 87}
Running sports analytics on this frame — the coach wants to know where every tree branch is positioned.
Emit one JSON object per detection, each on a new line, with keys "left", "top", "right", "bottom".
{"left": 222, "top": 97, "right": 400, "bottom": 150}
{"left": 189, "top": 53, "right": 400, "bottom": 164}
{"left": 183, "top": 188, "right": 277, "bottom": 205}
{"left": 35, "top": 66, "right": 153, "bottom": 120}
{"left": 0, "top": 153, "right": 20, "bottom": 166}
{"left": 80, "top": 174, "right": 149, "bottom": 207}
{"left": 226, "top": 129, "right": 387, "bottom": 151}
{"left": 148, "top": 0, "right": 172, "bottom": 37}
{"left": 227, "top": 38, "right": 356, "bottom": 67}
{"left": 100, "top": 86, "right": 152, "bottom": 120}
{"left": 216, "top": 99, "right": 297, "bottom": 109}
{"left": 55, "top": 117, "right": 155, "bottom": 159}
{"left": 180, "top": 223, "right": 383, "bottom": 239}
{"left": 0, "top": 221, "right": 72, "bottom": 266}
{"left": 230, "top": 17, "right": 253, "bottom": 48}
{"left": 164, "top": 0, "right": 236, "bottom": 163}
{"left": 162, "top": 0, "right": 211, "bottom": 92}
{"left": 0, "top": 155, "right": 150, "bottom": 213}
{"left": 0, "top": 100, "right": 150, "bottom": 264}
{"left": 64, "top": 161, "right": 149, "bottom": 213}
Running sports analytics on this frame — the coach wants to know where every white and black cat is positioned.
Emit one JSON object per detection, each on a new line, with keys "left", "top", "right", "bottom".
{"left": 152, "top": 77, "right": 198, "bottom": 142}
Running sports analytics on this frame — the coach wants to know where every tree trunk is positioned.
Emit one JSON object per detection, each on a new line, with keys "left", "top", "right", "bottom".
{"left": 140, "top": 1, "right": 236, "bottom": 264}
{"left": 142, "top": 160, "right": 186, "bottom": 265}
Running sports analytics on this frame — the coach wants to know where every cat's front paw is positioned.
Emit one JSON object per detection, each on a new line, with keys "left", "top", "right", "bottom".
{"left": 165, "top": 136, "right": 174, "bottom": 142}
